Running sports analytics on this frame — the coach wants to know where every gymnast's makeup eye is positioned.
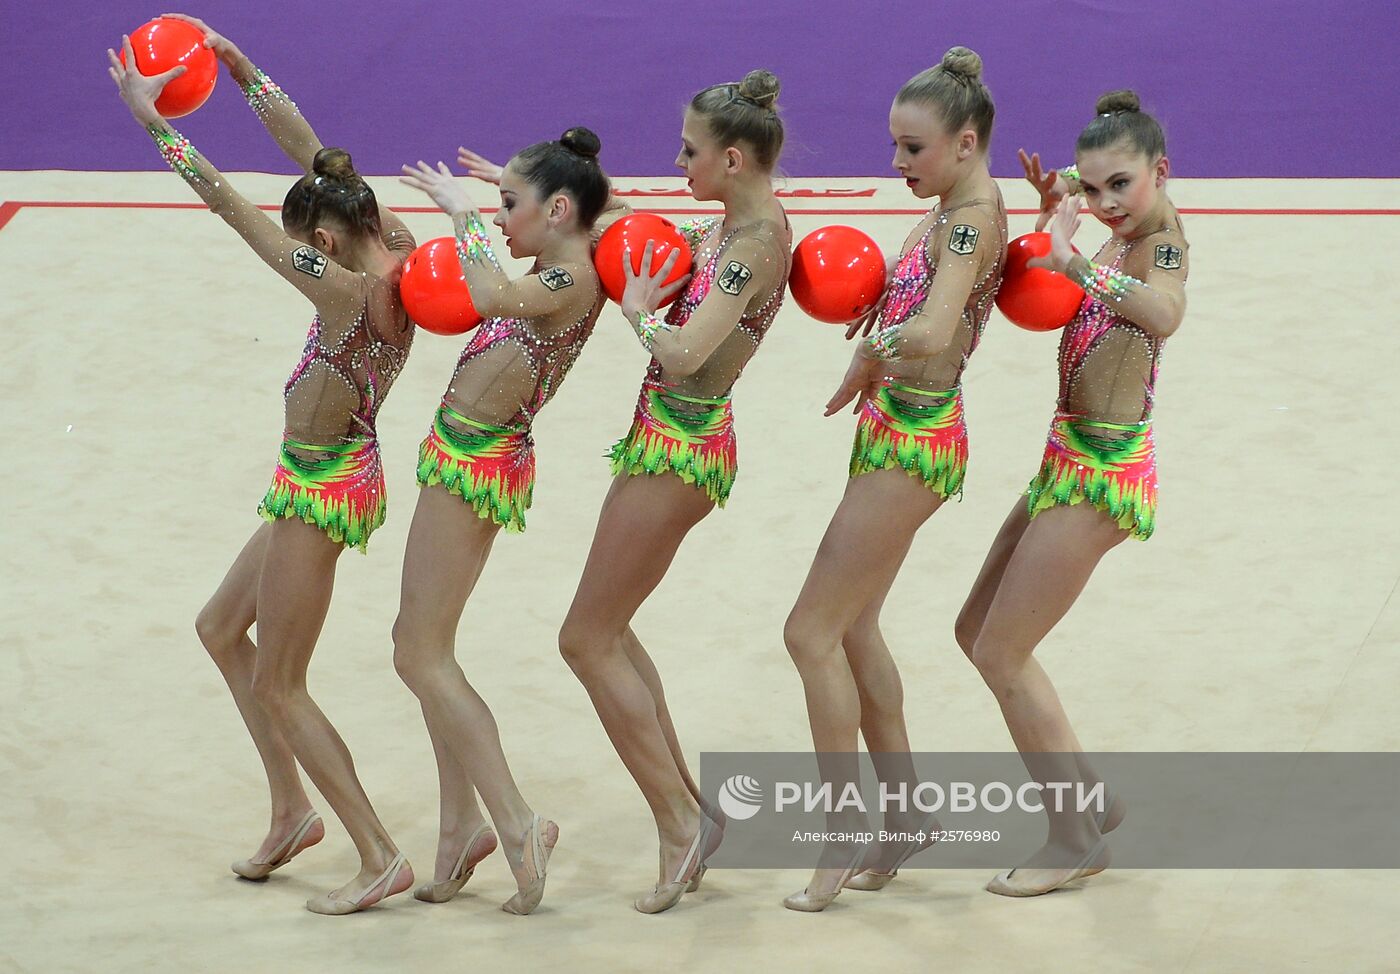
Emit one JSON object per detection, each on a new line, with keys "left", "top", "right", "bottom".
{"left": 1113, "top": 178, "right": 1130, "bottom": 190}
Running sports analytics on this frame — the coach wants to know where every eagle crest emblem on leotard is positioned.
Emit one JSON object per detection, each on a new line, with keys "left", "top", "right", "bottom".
{"left": 540, "top": 266, "right": 574, "bottom": 291}
{"left": 717, "top": 260, "right": 752, "bottom": 296}
{"left": 1154, "top": 244, "right": 1183, "bottom": 270}
{"left": 292, "top": 246, "right": 328, "bottom": 279}
{"left": 948, "top": 224, "right": 980, "bottom": 256}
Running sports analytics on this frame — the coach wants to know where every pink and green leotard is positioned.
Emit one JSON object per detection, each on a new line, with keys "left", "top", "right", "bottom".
{"left": 1025, "top": 222, "right": 1186, "bottom": 540}
{"left": 609, "top": 216, "right": 791, "bottom": 506}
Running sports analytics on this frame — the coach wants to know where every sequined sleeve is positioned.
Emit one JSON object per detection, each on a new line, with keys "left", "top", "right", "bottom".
{"left": 234, "top": 62, "right": 413, "bottom": 256}
{"left": 630, "top": 309, "right": 677, "bottom": 353}
{"left": 147, "top": 124, "right": 213, "bottom": 195}
{"left": 452, "top": 211, "right": 599, "bottom": 320}
{"left": 676, "top": 217, "right": 722, "bottom": 252}
{"left": 1066, "top": 254, "right": 1143, "bottom": 304}
{"left": 865, "top": 323, "right": 903, "bottom": 361}
{"left": 233, "top": 62, "right": 321, "bottom": 174}
{"left": 864, "top": 208, "right": 996, "bottom": 362}
{"left": 1066, "top": 235, "right": 1187, "bottom": 339}
{"left": 453, "top": 210, "right": 502, "bottom": 272}
{"left": 240, "top": 66, "right": 298, "bottom": 121}
{"left": 147, "top": 121, "right": 359, "bottom": 308}
{"left": 637, "top": 229, "right": 782, "bottom": 378}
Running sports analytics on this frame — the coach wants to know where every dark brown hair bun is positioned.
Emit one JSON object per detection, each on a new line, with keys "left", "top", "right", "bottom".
{"left": 311, "top": 147, "right": 357, "bottom": 180}
{"left": 1095, "top": 89, "right": 1141, "bottom": 114}
{"left": 559, "top": 126, "right": 601, "bottom": 160}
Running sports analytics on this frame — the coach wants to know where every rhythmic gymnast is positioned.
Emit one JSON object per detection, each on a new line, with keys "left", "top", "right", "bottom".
{"left": 557, "top": 70, "right": 793, "bottom": 914}
{"left": 394, "top": 129, "right": 617, "bottom": 914}
{"left": 958, "top": 90, "right": 1188, "bottom": 896}
{"left": 783, "top": 46, "right": 1007, "bottom": 911}
{"left": 111, "top": 17, "right": 419, "bottom": 915}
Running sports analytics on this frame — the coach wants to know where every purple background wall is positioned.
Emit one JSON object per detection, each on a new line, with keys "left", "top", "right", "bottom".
{"left": 6, "top": 0, "right": 1398, "bottom": 177}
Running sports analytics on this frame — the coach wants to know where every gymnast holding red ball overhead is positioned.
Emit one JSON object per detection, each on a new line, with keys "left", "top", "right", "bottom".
{"left": 110, "top": 15, "right": 421, "bottom": 915}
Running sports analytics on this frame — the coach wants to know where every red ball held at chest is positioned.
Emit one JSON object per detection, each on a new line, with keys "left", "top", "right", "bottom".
{"left": 400, "top": 238, "right": 483, "bottom": 336}
{"left": 994, "top": 232, "right": 1085, "bottom": 332}
{"left": 118, "top": 18, "right": 219, "bottom": 119}
{"left": 593, "top": 214, "right": 693, "bottom": 307}
{"left": 789, "top": 226, "right": 886, "bottom": 325}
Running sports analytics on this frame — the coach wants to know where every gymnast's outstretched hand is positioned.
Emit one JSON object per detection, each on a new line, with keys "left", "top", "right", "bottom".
{"left": 824, "top": 350, "right": 885, "bottom": 417}
{"left": 107, "top": 35, "right": 183, "bottom": 125}
{"left": 456, "top": 146, "right": 504, "bottom": 185}
{"left": 1027, "top": 196, "right": 1082, "bottom": 275}
{"left": 844, "top": 291, "right": 889, "bottom": 341}
{"left": 399, "top": 160, "right": 476, "bottom": 218}
{"left": 1019, "top": 148, "right": 1066, "bottom": 232}
{"left": 621, "top": 242, "right": 690, "bottom": 322}
{"left": 160, "top": 13, "right": 248, "bottom": 71}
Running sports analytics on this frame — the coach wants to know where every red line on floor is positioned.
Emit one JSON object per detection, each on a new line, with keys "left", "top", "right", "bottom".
{"left": 0, "top": 201, "right": 23, "bottom": 233}
{"left": 0, "top": 200, "right": 1396, "bottom": 229}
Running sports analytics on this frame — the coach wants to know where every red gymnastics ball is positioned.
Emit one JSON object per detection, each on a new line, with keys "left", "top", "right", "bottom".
{"left": 400, "top": 237, "right": 482, "bottom": 336}
{"left": 789, "top": 225, "right": 886, "bottom": 325}
{"left": 995, "top": 232, "right": 1085, "bottom": 332}
{"left": 118, "top": 18, "right": 219, "bottom": 119}
{"left": 594, "top": 214, "right": 693, "bottom": 307}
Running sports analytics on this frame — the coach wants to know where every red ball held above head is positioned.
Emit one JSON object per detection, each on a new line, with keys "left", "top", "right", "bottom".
{"left": 117, "top": 18, "right": 219, "bottom": 119}
{"left": 789, "top": 226, "right": 885, "bottom": 325}
{"left": 400, "top": 237, "right": 483, "bottom": 336}
{"left": 593, "top": 214, "right": 693, "bottom": 307}
{"left": 995, "top": 232, "right": 1085, "bottom": 333}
